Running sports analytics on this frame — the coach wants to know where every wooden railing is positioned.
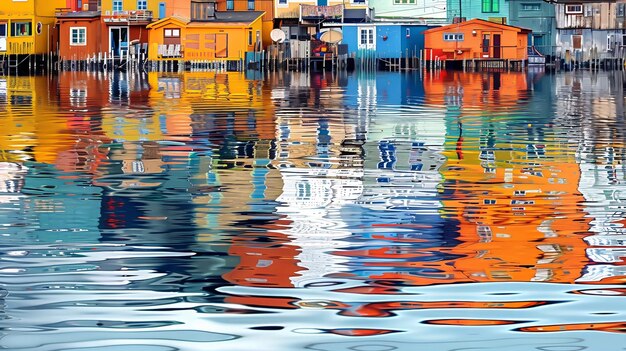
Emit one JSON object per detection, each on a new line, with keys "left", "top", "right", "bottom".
{"left": 103, "top": 10, "right": 153, "bottom": 22}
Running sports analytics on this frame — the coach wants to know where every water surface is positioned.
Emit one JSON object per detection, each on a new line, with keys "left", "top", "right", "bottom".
{"left": 0, "top": 69, "right": 626, "bottom": 350}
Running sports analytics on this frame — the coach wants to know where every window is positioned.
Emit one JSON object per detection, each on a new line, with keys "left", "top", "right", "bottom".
{"left": 113, "top": 0, "right": 123, "bottom": 12}
{"left": 70, "top": 27, "right": 86, "bottom": 45}
{"left": 359, "top": 27, "right": 375, "bottom": 49}
{"left": 521, "top": 3, "right": 540, "bottom": 11}
{"left": 443, "top": 33, "right": 464, "bottom": 41}
{"left": 164, "top": 28, "right": 180, "bottom": 37}
{"left": 137, "top": 0, "right": 147, "bottom": 10}
{"left": 484, "top": 199, "right": 496, "bottom": 205}
{"left": 0, "top": 23, "right": 6, "bottom": 52}
{"left": 226, "top": 0, "right": 234, "bottom": 10}
{"left": 482, "top": 0, "right": 499, "bottom": 13}
{"left": 248, "top": 30, "right": 253, "bottom": 46}
{"left": 11, "top": 22, "right": 31, "bottom": 37}
{"left": 394, "top": 0, "right": 416, "bottom": 4}
{"left": 278, "top": 0, "right": 287, "bottom": 4}
{"left": 618, "top": 3, "right": 625, "bottom": 17}
{"left": 191, "top": 1, "right": 215, "bottom": 19}
{"left": 248, "top": 0, "right": 255, "bottom": 10}
{"left": 565, "top": 4, "right": 582, "bottom": 14}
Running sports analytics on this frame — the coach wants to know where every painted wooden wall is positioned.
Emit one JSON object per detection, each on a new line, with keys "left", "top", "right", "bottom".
{"left": 369, "top": 0, "right": 446, "bottom": 21}
{"left": 555, "top": 2, "right": 626, "bottom": 30}
{"left": 446, "top": 0, "right": 509, "bottom": 23}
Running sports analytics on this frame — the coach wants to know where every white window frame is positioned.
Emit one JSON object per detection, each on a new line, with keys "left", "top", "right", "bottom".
{"left": 0, "top": 23, "right": 6, "bottom": 52}
{"left": 164, "top": 28, "right": 180, "bottom": 38}
{"left": 443, "top": 33, "right": 464, "bottom": 41}
{"left": 113, "top": 0, "right": 123, "bottom": 12}
{"left": 521, "top": 3, "right": 540, "bottom": 11}
{"left": 565, "top": 4, "right": 583, "bottom": 14}
{"left": 394, "top": 0, "right": 416, "bottom": 4}
{"left": 137, "top": 0, "right": 147, "bottom": 10}
{"left": 358, "top": 27, "right": 375, "bottom": 49}
{"left": 70, "top": 27, "right": 87, "bottom": 46}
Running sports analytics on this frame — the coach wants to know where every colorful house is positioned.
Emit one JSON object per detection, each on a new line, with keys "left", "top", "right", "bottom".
{"left": 99, "top": 0, "right": 157, "bottom": 57}
{"left": 56, "top": 11, "right": 103, "bottom": 61}
{"left": 274, "top": 0, "right": 370, "bottom": 42}
{"left": 341, "top": 23, "right": 431, "bottom": 64}
{"left": 424, "top": 19, "right": 530, "bottom": 62}
{"left": 0, "top": 0, "right": 65, "bottom": 58}
{"left": 507, "top": 0, "right": 557, "bottom": 57}
{"left": 146, "top": 8, "right": 264, "bottom": 62}
{"left": 214, "top": 0, "right": 275, "bottom": 47}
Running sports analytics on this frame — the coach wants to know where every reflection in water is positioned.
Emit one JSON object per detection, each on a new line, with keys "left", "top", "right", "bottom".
{"left": 0, "top": 70, "right": 626, "bottom": 349}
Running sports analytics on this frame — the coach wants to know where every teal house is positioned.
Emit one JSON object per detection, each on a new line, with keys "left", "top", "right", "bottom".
{"left": 446, "top": 0, "right": 509, "bottom": 23}
{"left": 508, "top": 0, "right": 556, "bottom": 58}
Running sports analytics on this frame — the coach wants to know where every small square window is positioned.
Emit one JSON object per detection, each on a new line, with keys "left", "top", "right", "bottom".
{"left": 70, "top": 27, "right": 87, "bottom": 45}
{"left": 565, "top": 4, "right": 583, "bottom": 14}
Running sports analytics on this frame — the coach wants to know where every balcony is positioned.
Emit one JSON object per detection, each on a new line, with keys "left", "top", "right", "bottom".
{"left": 103, "top": 10, "right": 153, "bottom": 23}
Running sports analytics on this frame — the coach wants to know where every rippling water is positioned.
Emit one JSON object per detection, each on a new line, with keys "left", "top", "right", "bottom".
{"left": 1, "top": 69, "right": 626, "bottom": 350}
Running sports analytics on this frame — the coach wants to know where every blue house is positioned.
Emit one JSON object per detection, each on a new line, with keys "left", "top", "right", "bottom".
{"left": 339, "top": 23, "right": 433, "bottom": 67}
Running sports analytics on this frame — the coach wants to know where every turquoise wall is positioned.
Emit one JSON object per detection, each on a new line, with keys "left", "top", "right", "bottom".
{"left": 447, "top": 0, "right": 509, "bottom": 23}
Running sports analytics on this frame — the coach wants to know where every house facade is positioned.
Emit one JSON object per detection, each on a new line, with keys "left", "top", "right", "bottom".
{"left": 424, "top": 18, "right": 529, "bottom": 61}
{"left": 274, "top": 0, "right": 370, "bottom": 43}
{"left": 0, "top": 0, "right": 65, "bottom": 56}
{"left": 550, "top": 0, "right": 626, "bottom": 64}
{"left": 215, "top": 0, "right": 274, "bottom": 46}
{"left": 146, "top": 5, "right": 265, "bottom": 62}
{"left": 508, "top": 0, "right": 557, "bottom": 57}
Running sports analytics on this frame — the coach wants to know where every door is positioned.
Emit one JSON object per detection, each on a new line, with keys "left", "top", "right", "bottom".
{"left": 110, "top": 27, "right": 129, "bottom": 57}
{"left": 159, "top": 2, "right": 166, "bottom": 19}
{"left": 573, "top": 35, "right": 582, "bottom": 50}
{"left": 0, "top": 23, "right": 6, "bottom": 52}
{"left": 493, "top": 34, "right": 501, "bottom": 58}
{"left": 216, "top": 33, "right": 228, "bottom": 58}
{"left": 482, "top": 34, "right": 490, "bottom": 57}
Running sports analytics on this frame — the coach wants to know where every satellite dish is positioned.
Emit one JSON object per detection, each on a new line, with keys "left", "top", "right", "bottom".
{"left": 320, "top": 29, "right": 342, "bottom": 44}
{"left": 270, "top": 29, "right": 286, "bottom": 43}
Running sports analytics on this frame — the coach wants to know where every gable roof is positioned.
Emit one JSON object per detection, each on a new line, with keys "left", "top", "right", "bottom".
{"left": 424, "top": 18, "right": 531, "bottom": 34}
{"left": 146, "top": 16, "right": 190, "bottom": 29}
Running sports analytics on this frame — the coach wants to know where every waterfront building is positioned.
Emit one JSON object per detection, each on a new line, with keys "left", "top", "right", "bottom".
{"left": 274, "top": 0, "right": 370, "bottom": 42}
{"left": 341, "top": 23, "right": 431, "bottom": 66}
{"left": 214, "top": 0, "right": 275, "bottom": 46}
{"left": 424, "top": 18, "right": 529, "bottom": 64}
{"left": 0, "top": 0, "right": 65, "bottom": 65}
{"left": 146, "top": 2, "right": 264, "bottom": 63}
{"left": 507, "top": 0, "right": 557, "bottom": 57}
{"left": 549, "top": 0, "right": 626, "bottom": 66}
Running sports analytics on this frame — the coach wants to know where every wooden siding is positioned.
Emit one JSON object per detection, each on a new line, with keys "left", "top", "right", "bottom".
{"left": 555, "top": 2, "right": 626, "bottom": 29}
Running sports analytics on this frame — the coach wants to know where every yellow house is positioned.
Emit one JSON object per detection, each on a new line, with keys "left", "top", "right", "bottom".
{"left": 0, "top": 0, "right": 65, "bottom": 55}
{"left": 146, "top": 11, "right": 264, "bottom": 61}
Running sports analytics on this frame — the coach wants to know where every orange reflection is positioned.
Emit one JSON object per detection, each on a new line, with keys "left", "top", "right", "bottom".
{"left": 518, "top": 322, "right": 626, "bottom": 333}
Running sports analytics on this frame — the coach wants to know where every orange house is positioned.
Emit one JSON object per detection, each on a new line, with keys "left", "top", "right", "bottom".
{"left": 424, "top": 19, "right": 530, "bottom": 62}
{"left": 57, "top": 11, "right": 103, "bottom": 61}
